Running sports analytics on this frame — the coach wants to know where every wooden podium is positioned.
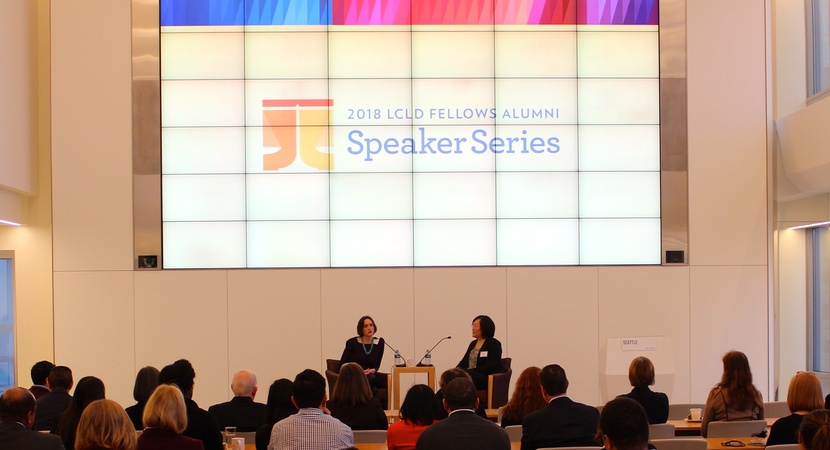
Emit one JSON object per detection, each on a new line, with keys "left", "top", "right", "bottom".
{"left": 392, "top": 366, "right": 436, "bottom": 409}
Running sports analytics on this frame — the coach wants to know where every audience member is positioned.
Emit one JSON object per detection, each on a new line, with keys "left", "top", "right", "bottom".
{"left": 209, "top": 370, "right": 267, "bottom": 432}
{"left": 415, "top": 377, "right": 509, "bottom": 450}
{"left": 456, "top": 315, "right": 504, "bottom": 390}
{"left": 799, "top": 409, "right": 830, "bottom": 450}
{"left": 435, "top": 368, "right": 486, "bottom": 419}
{"left": 520, "top": 364, "right": 600, "bottom": 450}
{"left": 54, "top": 376, "right": 106, "bottom": 450}
{"left": 34, "top": 365, "right": 74, "bottom": 431}
{"left": 327, "top": 362, "right": 388, "bottom": 430}
{"left": 387, "top": 384, "right": 442, "bottom": 450}
{"left": 138, "top": 385, "right": 204, "bottom": 450}
{"left": 619, "top": 356, "right": 669, "bottom": 424}
{"left": 701, "top": 350, "right": 764, "bottom": 437}
{"left": 598, "top": 397, "right": 649, "bottom": 450}
{"left": 125, "top": 366, "right": 159, "bottom": 430}
{"left": 157, "top": 359, "right": 222, "bottom": 450}
{"left": 0, "top": 386, "right": 64, "bottom": 450}
{"left": 255, "top": 379, "right": 297, "bottom": 450}
{"left": 767, "top": 372, "right": 824, "bottom": 445}
{"left": 75, "top": 399, "right": 137, "bottom": 450}
{"left": 500, "top": 366, "right": 546, "bottom": 428}
{"left": 30, "top": 361, "right": 55, "bottom": 400}
{"left": 267, "top": 369, "right": 353, "bottom": 450}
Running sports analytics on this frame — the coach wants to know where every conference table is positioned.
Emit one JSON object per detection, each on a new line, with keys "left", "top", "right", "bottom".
{"left": 348, "top": 438, "right": 767, "bottom": 450}
{"left": 665, "top": 418, "right": 777, "bottom": 432}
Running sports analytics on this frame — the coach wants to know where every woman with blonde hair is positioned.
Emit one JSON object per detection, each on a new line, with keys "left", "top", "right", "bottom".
{"left": 767, "top": 372, "right": 825, "bottom": 445}
{"left": 327, "top": 362, "right": 388, "bottom": 430}
{"left": 799, "top": 409, "right": 830, "bottom": 450}
{"left": 500, "top": 366, "right": 546, "bottom": 428}
{"left": 137, "top": 385, "right": 204, "bottom": 450}
{"left": 75, "top": 399, "right": 137, "bottom": 450}
{"left": 620, "top": 356, "right": 669, "bottom": 424}
{"left": 701, "top": 350, "right": 764, "bottom": 437}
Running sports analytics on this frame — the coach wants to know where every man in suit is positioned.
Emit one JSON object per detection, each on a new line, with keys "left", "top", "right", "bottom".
{"left": 597, "top": 397, "right": 650, "bottom": 450}
{"left": 0, "top": 387, "right": 65, "bottom": 450}
{"left": 521, "top": 364, "right": 601, "bottom": 450}
{"left": 416, "top": 377, "right": 510, "bottom": 450}
{"left": 29, "top": 360, "right": 54, "bottom": 400}
{"left": 159, "top": 359, "right": 224, "bottom": 450}
{"left": 33, "top": 365, "right": 73, "bottom": 431}
{"left": 209, "top": 369, "right": 267, "bottom": 431}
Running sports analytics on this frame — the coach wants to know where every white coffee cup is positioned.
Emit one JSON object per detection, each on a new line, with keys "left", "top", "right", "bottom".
{"left": 232, "top": 437, "right": 245, "bottom": 450}
{"left": 689, "top": 408, "right": 702, "bottom": 420}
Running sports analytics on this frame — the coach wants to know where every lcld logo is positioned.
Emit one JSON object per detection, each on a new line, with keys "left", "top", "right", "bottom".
{"left": 262, "top": 99, "right": 334, "bottom": 171}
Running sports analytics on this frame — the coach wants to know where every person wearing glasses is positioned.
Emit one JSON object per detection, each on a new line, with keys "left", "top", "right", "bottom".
{"left": 701, "top": 350, "right": 764, "bottom": 437}
{"left": 456, "top": 315, "right": 504, "bottom": 391}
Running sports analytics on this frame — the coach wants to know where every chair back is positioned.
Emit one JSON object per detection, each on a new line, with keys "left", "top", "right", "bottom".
{"left": 237, "top": 431, "right": 256, "bottom": 444}
{"left": 504, "top": 425, "right": 522, "bottom": 442}
{"left": 649, "top": 423, "right": 676, "bottom": 439}
{"left": 765, "top": 445, "right": 800, "bottom": 450}
{"left": 537, "top": 447, "right": 600, "bottom": 450}
{"left": 325, "top": 359, "right": 341, "bottom": 396}
{"left": 353, "top": 430, "right": 387, "bottom": 443}
{"left": 650, "top": 438, "right": 707, "bottom": 450}
{"left": 706, "top": 420, "right": 768, "bottom": 438}
{"left": 668, "top": 403, "right": 705, "bottom": 420}
{"left": 764, "top": 401, "right": 789, "bottom": 418}
{"left": 481, "top": 358, "right": 513, "bottom": 409}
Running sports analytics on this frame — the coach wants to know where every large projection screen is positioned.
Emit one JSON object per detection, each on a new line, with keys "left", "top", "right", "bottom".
{"left": 134, "top": 0, "right": 687, "bottom": 269}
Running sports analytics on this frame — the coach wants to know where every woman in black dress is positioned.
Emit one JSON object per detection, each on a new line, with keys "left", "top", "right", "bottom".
{"left": 340, "top": 315, "right": 385, "bottom": 384}
{"left": 456, "top": 315, "right": 503, "bottom": 390}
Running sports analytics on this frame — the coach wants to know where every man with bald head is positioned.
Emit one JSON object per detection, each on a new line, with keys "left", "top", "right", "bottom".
{"left": 209, "top": 370, "right": 267, "bottom": 431}
{"left": 0, "top": 387, "right": 65, "bottom": 450}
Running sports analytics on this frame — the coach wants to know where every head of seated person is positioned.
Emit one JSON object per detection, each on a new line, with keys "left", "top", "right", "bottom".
{"left": 331, "top": 362, "right": 373, "bottom": 407}
{"left": 800, "top": 409, "right": 830, "bottom": 450}
{"left": 291, "top": 369, "right": 326, "bottom": 410}
{"left": 599, "top": 397, "right": 649, "bottom": 450}
{"left": 76, "top": 399, "right": 136, "bottom": 450}
{"left": 443, "top": 378, "right": 479, "bottom": 412}
{"left": 143, "top": 384, "right": 188, "bottom": 434}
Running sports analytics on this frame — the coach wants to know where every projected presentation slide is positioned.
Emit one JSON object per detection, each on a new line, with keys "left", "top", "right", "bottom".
{"left": 159, "top": 0, "right": 661, "bottom": 268}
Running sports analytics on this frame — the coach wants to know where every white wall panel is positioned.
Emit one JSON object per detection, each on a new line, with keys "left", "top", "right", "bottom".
{"left": 51, "top": 0, "right": 133, "bottom": 271}
{"left": 597, "top": 266, "right": 691, "bottom": 402}
{"left": 506, "top": 267, "right": 599, "bottom": 406}
{"left": 689, "top": 266, "right": 769, "bottom": 402}
{"left": 226, "top": 270, "right": 322, "bottom": 400}
{"left": 134, "top": 271, "right": 229, "bottom": 408}
{"left": 687, "top": 0, "right": 768, "bottom": 266}
{"left": 53, "top": 271, "right": 135, "bottom": 407}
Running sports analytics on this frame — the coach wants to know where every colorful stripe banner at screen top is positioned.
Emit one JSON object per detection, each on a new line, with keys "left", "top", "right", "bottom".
{"left": 160, "top": 0, "right": 658, "bottom": 26}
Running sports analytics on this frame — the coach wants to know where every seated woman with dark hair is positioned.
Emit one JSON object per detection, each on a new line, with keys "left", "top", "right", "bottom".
{"left": 386, "top": 384, "right": 442, "bottom": 450}
{"left": 255, "top": 379, "right": 298, "bottom": 450}
{"left": 500, "top": 366, "right": 546, "bottom": 428}
{"left": 456, "top": 315, "right": 504, "bottom": 391}
{"left": 619, "top": 356, "right": 669, "bottom": 424}
{"left": 767, "top": 372, "right": 825, "bottom": 445}
{"left": 799, "top": 409, "right": 830, "bottom": 450}
{"left": 327, "top": 362, "right": 388, "bottom": 430}
{"left": 701, "top": 350, "right": 764, "bottom": 437}
{"left": 76, "top": 399, "right": 137, "bottom": 450}
{"left": 54, "top": 376, "right": 107, "bottom": 450}
{"left": 125, "top": 366, "right": 160, "bottom": 430}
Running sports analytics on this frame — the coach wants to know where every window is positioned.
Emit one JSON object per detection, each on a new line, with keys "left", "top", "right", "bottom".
{"left": 808, "top": 227, "right": 830, "bottom": 372}
{"left": 808, "top": 0, "right": 830, "bottom": 97}
{"left": 0, "top": 252, "right": 14, "bottom": 392}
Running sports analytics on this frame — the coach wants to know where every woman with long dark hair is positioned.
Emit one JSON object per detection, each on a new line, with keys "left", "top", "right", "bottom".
{"left": 255, "top": 379, "right": 297, "bottom": 450}
{"left": 327, "top": 362, "right": 388, "bottom": 430}
{"left": 125, "top": 366, "right": 160, "bottom": 430}
{"left": 701, "top": 350, "right": 764, "bottom": 437}
{"left": 386, "top": 384, "right": 442, "bottom": 450}
{"left": 54, "top": 376, "right": 107, "bottom": 450}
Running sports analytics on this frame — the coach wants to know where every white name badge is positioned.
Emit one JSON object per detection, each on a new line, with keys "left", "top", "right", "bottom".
{"left": 480, "top": 351, "right": 488, "bottom": 357}
{"left": 621, "top": 338, "right": 657, "bottom": 351}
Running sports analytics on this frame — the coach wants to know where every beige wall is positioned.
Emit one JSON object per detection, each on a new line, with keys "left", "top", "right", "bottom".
{"left": 3, "top": 0, "right": 774, "bottom": 410}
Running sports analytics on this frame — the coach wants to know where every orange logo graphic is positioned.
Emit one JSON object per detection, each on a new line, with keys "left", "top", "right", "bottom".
{"left": 262, "top": 99, "right": 333, "bottom": 171}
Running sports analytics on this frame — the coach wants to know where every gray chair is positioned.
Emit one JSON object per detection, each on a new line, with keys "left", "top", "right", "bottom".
{"left": 237, "top": 431, "right": 256, "bottom": 444}
{"left": 504, "top": 425, "right": 522, "bottom": 442}
{"left": 764, "top": 401, "right": 789, "bottom": 418}
{"left": 706, "top": 419, "right": 768, "bottom": 438}
{"left": 353, "top": 430, "right": 388, "bottom": 443}
{"left": 650, "top": 438, "right": 707, "bottom": 450}
{"left": 649, "top": 423, "right": 676, "bottom": 439}
{"left": 668, "top": 403, "right": 705, "bottom": 420}
{"left": 765, "top": 445, "right": 800, "bottom": 450}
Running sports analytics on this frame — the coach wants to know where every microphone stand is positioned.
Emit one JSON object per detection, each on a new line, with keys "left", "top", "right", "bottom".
{"left": 384, "top": 339, "right": 407, "bottom": 367}
{"left": 417, "top": 336, "right": 452, "bottom": 366}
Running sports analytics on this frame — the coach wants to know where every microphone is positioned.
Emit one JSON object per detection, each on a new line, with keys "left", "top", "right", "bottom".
{"left": 417, "top": 336, "right": 451, "bottom": 367}
{"left": 383, "top": 339, "right": 407, "bottom": 367}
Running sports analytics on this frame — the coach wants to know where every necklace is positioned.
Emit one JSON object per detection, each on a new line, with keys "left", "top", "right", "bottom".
{"left": 361, "top": 337, "right": 374, "bottom": 355}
